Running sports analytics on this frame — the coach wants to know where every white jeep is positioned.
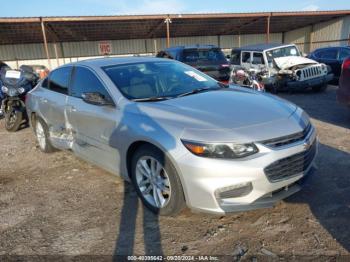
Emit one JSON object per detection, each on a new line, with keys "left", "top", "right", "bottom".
{"left": 229, "top": 43, "right": 334, "bottom": 92}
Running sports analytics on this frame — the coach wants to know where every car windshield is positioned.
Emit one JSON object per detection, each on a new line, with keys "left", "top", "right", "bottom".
{"left": 182, "top": 48, "right": 226, "bottom": 63}
{"left": 102, "top": 61, "right": 220, "bottom": 100}
{"left": 266, "top": 46, "right": 300, "bottom": 66}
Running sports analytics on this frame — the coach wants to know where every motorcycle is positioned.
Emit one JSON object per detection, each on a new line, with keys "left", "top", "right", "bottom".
{"left": 0, "top": 66, "right": 38, "bottom": 132}
{"left": 230, "top": 67, "right": 266, "bottom": 92}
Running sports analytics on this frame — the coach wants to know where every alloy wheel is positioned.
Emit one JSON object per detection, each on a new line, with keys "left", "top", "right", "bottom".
{"left": 135, "top": 156, "right": 171, "bottom": 208}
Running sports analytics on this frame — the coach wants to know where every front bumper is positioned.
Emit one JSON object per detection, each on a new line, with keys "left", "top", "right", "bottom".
{"left": 176, "top": 129, "right": 318, "bottom": 214}
{"left": 286, "top": 74, "right": 334, "bottom": 90}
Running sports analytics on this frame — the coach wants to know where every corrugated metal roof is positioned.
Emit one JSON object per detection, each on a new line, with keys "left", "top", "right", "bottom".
{"left": 0, "top": 10, "right": 349, "bottom": 45}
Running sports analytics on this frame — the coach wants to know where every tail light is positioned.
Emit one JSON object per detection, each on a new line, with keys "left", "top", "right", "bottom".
{"left": 342, "top": 57, "right": 350, "bottom": 71}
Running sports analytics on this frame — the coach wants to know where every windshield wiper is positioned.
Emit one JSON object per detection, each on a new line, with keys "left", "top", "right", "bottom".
{"left": 176, "top": 86, "right": 226, "bottom": 98}
{"left": 131, "top": 96, "right": 171, "bottom": 102}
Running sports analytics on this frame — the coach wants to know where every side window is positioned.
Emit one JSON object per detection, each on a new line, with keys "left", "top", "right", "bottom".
{"left": 48, "top": 67, "right": 72, "bottom": 94}
{"left": 252, "top": 52, "right": 264, "bottom": 65}
{"left": 167, "top": 50, "right": 176, "bottom": 59}
{"left": 70, "top": 67, "right": 112, "bottom": 101}
{"left": 230, "top": 50, "right": 241, "bottom": 65}
{"left": 242, "top": 52, "right": 251, "bottom": 63}
{"left": 318, "top": 49, "right": 337, "bottom": 59}
{"left": 41, "top": 77, "right": 49, "bottom": 89}
{"left": 339, "top": 49, "right": 350, "bottom": 60}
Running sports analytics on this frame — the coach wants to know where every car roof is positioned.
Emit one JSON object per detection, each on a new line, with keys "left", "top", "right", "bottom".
{"left": 233, "top": 43, "right": 294, "bottom": 52}
{"left": 311, "top": 46, "right": 350, "bottom": 53}
{"left": 165, "top": 44, "right": 219, "bottom": 51}
{"left": 64, "top": 56, "right": 169, "bottom": 68}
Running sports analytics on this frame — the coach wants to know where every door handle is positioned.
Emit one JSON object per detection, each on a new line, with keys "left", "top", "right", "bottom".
{"left": 68, "top": 105, "right": 77, "bottom": 112}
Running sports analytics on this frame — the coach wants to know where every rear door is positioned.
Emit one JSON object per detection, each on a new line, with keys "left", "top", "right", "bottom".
{"left": 66, "top": 66, "right": 120, "bottom": 174}
{"left": 241, "top": 51, "right": 252, "bottom": 70}
{"left": 316, "top": 48, "right": 339, "bottom": 76}
{"left": 251, "top": 52, "right": 265, "bottom": 69}
{"left": 230, "top": 49, "right": 241, "bottom": 70}
{"left": 36, "top": 66, "right": 72, "bottom": 145}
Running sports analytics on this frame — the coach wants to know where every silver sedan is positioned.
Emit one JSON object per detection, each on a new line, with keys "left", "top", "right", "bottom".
{"left": 26, "top": 57, "right": 317, "bottom": 215}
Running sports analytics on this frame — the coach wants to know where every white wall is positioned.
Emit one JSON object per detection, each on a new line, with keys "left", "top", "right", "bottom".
{"left": 285, "top": 15, "right": 350, "bottom": 53}
{"left": 1, "top": 33, "right": 281, "bottom": 69}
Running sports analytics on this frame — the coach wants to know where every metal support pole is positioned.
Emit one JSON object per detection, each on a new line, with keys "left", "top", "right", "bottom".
{"left": 40, "top": 18, "right": 51, "bottom": 69}
{"left": 238, "top": 33, "right": 241, "bottom": 48}
{"left": 60, "top": 42, "right": 65, "bottom": 65}
{"left": 310, "top": 24, "right": 314, "bottom": 53}
{"left": 154, "top": 39, "right": 158, "bottom": 55}
{"left": 144, "top": 39, "right": 148, "bottom": 54}
{"left": 53, "top": 43, "right": 59, "bottom": 67}
{"left": 266, "top": 15, "right": 271, "bottom": 44}
{"left": 165, "top": 16, "right": 172, "bottom": 48}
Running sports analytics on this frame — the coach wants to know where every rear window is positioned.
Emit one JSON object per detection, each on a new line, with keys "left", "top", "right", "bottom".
{"left": 242, "top": 52, "right": 251, "bottom": 63}
{"left": 48, "top": 67, "right": 72, "bottom": 95}
{"left": 182, "top": 48, "right": 226, "bottom": 63}
{"left": 230, "top": 50, "right": 241, "bottom": 65}
{"left": 252, "top": 52, "right": 264, "bottom": 65}
{"left": 316, "top": 49, "right": 337, "bottom": 59}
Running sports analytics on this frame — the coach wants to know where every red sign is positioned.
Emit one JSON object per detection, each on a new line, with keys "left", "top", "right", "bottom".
{"left": 99, "top": 41, "right": 112, "bottom": 55}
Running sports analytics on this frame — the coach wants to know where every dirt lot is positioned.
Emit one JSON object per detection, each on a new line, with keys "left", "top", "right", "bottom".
{"left": 0, "top": 85, "right": 349, "bottom": 259}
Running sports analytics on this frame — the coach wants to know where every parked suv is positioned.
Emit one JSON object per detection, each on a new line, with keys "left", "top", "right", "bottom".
{"left": 308, "top": 46, "right": 350, "bottom": 82}
{"left": 156, "top": 45, "right": 230, "bottom": 83}
{"left": 26, "top": 57, "right": 317, "bottom": 216}
{"left": 230, "top": 43, "right": 333, "bottom": 92}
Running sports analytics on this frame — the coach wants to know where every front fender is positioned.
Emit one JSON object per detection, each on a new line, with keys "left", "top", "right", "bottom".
{"left": 109, "top": 110, "right": 185, "bottom": 179}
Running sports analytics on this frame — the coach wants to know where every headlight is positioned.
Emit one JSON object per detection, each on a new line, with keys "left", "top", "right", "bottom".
{"left": 18, "top": 87, "right": 25, "bottom": 94}
{"left": 8, "top": 88, "right": 19, "bottom": 97}
{"left": 181, "top": 140, "right": 259, "bottom": 159}
{"left": 1, "top": 86, "right": 8, "bottom": 93}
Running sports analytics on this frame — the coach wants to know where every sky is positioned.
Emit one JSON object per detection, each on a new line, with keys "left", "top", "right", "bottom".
{"left": 0, "top": 0, "right": 349, "bottom": 17}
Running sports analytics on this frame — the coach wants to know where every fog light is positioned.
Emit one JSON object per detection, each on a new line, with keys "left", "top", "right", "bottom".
{"left": 215, "top": 182, "right": 253, "bottom": 199}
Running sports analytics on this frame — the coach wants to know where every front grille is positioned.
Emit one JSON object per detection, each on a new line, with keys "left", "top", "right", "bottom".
{"left": 264, "top": 140, "right": 317, "bottom": 182}
{"left": 299, "top": 65, "right": 323, "bottom": 80}
{"left": 261, "top": 124, "right": 312, "bottom": 148}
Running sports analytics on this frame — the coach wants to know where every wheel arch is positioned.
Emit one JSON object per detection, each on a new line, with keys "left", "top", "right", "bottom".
{"left": 125, "top": 140, "right": 187, "bottom": 200}
{"left": 126, "top": 140, "right": 160, "bottom": 179}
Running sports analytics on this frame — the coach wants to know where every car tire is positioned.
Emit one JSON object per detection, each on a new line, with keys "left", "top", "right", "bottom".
{"left": 131, "top": 144, "right": 186, "bottom": 216}
{"left": 312, "top": 84, "right": 327, "bottom": 92}
{"left": 34, "top": 117, "right": 56, "bottom": 153}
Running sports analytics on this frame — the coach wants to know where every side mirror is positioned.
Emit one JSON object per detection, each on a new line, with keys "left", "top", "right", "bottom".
{"left": 82, "top": 92, "right": 114, "bottom": 106}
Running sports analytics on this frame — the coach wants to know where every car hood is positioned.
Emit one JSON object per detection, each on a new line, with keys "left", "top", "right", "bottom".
{"left": 135, "top": 88, "right": 305, "bottom": 142}
{"left": 274, "top": 56, "right": 318, "bottom": 70}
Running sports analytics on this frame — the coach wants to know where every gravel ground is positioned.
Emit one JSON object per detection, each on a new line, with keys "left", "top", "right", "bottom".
{"left": 0, "top": 85, "right": 349, "bottom": 259}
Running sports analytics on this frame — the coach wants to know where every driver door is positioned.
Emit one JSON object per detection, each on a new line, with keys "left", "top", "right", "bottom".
{"left": 66, "top": 66, "right": 120, "bottom": 175}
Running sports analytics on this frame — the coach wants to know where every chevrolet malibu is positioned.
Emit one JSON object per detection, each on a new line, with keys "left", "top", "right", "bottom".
{"left": 26, "top": 57, "right": 317, "bottom": 216}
